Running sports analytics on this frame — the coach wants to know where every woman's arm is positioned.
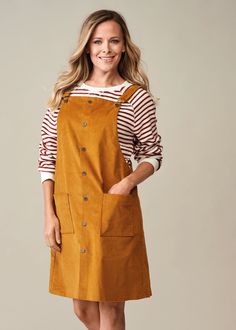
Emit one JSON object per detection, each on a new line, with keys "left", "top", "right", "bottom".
{"left": 132, "top": 88, "right": 163, "bottom": 173}
{"left": 42, "top": 179, "right": 61, "bottom": 252}
{"left": 109, "top": 88, "right": 163, "bottom": 195}
{"left": 37, "top": 107, "right": 58, "bottom": 182}
{"left": 125, "top": 161, "right": 154, "bottom": 188}
{"left": 38, "top": 108, "right": 61, "bottom": 251}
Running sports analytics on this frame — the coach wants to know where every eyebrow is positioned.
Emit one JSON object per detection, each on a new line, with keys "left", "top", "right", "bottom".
{"left": 92, "top": 36, "right": 120, "bottom": 40}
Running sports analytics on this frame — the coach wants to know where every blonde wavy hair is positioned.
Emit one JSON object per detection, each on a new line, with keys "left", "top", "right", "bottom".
{"left": 47, "top": 9, "right": 153, "bottom": 112}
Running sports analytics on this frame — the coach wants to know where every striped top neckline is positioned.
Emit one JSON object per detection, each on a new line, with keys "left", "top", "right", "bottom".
{"left": 80, "top": 80, "right": 131, "bottom": 92}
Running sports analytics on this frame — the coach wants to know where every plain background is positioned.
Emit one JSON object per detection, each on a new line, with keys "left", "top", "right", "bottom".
{"left": 1, "top": 0, "right": 235, "bottom": 329}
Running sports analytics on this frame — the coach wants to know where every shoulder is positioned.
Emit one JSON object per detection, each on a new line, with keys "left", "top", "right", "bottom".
{"left": 128, "top": 86, "right": 157, "bottom": 113}
{"left": 47, "top": 107, "right": 59, "bottom": 117}
{"left": 42, "top": 107, "right": 59, "bottom": 125}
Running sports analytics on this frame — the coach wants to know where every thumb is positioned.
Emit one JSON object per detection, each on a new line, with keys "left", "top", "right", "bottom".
{"left": 55, "top": 227, "right": 61, "bottom": 244}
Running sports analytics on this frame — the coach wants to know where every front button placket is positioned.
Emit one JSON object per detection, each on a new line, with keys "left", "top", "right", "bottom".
{"left": 79, "top": 98, "right": 93, "bottom": 290}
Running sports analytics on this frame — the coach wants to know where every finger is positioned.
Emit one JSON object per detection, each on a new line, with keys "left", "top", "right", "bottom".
{"left": 52, "top": 243, "right": 61, "bottom": 252}
{"left": 50, "top": 232, "right": 61, "bottom": 252}
{"left": 55, "top": 227, "right": 61, "bottom": 244}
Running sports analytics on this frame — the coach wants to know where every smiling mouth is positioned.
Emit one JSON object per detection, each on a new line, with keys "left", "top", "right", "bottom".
{"left": 99, "top": 56, "right": 115, "bottom": 61}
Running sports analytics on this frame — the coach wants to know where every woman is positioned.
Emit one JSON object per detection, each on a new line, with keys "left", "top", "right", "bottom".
{"left": 37, "top": 9, "right": 163, "bottom": 330}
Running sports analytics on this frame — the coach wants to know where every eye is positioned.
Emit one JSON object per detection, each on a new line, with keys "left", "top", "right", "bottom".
{"left": 93, "top": 39, "right": 120, "bottom": 45}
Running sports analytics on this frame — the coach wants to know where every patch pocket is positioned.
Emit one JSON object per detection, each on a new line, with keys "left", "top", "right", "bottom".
{"left": 53, "top": 192, "right": 74, "bottom": 234}
{"left": 100, "top": 193, "right": 135, "bottom": 237}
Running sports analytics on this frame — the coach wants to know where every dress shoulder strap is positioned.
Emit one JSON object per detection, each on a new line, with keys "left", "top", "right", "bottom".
{"left": 118, "top": 84, "right": 142, "bottom": 103}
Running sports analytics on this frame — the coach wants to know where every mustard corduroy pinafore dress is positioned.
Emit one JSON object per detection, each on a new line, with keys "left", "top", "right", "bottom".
{"left": 49, "top": 84, "right": 152, "bottom": 302}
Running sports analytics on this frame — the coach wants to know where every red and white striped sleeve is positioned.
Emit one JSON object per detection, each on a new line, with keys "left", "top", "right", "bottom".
{"left": 130, "top": 88, "right": 163, "bottom": 172}
{"left": 37, "top": 108, "right": 58, "bottom": 183}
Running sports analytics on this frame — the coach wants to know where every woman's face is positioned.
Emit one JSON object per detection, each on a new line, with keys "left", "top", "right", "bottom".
{"left": 86, "top": 20, "right": 125, "bottom": 73}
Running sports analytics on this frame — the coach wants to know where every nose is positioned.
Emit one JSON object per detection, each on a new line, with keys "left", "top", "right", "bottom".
{"left": 102, "top": 41, "right": 111, "bottom": 53}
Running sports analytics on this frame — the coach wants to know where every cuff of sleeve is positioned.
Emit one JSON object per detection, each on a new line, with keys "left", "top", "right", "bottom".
{"left": 40, "top": 172, "right": 55, "bottom": 183}
{"left": 138, "top": 158, "right": 159, "bottom": 172}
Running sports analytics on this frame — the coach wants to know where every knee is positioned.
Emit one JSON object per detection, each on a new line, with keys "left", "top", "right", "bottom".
{"left": 73, "top": 299, "right": 99, "bottom": 327}
{"left": 99, "top": 301, "right": 125, "bottom": 318}
{"left": 73, "top": 300, "right": 91, "bottom": 323}
{"left": 73, "top": 304, "right": 88, "bottom": 322}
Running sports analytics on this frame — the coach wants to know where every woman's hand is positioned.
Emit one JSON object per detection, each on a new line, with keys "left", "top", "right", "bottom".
{"left": 41, "top": 179, "right": 61, "bottom": 252}
{"left": 108, "top": 177, "right": 134, "bottom": 195}
{"left": 44, "top": 212, "right": 61, "bottom": 252}
{"left": 108, "top": 162, "right": 155, "bottom": 195}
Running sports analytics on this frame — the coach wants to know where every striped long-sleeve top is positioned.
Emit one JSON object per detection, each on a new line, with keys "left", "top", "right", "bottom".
{"left": 37, "top": 80, "right": 163, "bottom": 183}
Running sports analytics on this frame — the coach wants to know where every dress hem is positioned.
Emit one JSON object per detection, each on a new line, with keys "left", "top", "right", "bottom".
{"left": 48, "top": 288, "right": 152, "bottom": 302}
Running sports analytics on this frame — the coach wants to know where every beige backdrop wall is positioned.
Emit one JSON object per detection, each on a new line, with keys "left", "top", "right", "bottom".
{"left": 1, "top": 0, "right": 235, "bottom": 329}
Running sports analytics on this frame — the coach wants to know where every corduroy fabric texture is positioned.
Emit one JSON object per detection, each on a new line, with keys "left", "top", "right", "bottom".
{"left": 49, "top": 84, "right": 152, "bottom": 302}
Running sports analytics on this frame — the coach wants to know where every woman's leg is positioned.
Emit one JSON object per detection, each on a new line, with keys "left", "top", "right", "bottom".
{"left": 72, "top": 299, "right": 100, "bottom": 330}
{"left": 99, "top": 301, "right": 126, "bottom": 330}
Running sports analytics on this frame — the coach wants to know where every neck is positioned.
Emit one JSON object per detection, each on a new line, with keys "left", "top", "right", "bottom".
{"left": 84, "top": 73, "right": 125, "bottom": 87}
